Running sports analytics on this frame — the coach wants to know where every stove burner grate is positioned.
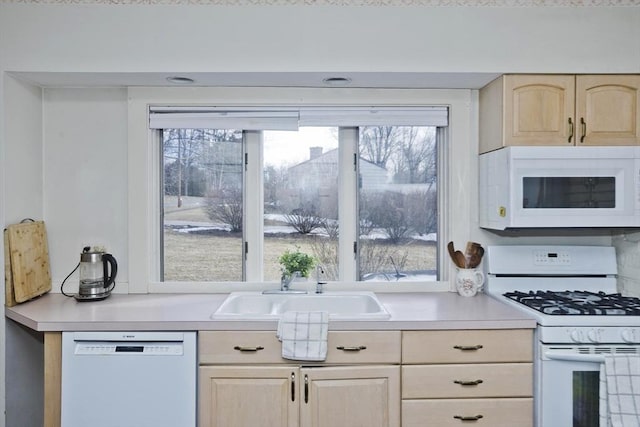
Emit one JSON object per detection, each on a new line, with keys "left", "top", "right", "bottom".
{"left": 504, "top": 290, "right": 640, "bottom": 315}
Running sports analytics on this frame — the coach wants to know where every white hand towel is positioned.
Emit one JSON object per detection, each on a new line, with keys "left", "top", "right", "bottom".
{"left": 276, "top": 311, "right": 329, "bottom": 361}
{"left": 600, "top": 355, "right": 640, "bottom": 427}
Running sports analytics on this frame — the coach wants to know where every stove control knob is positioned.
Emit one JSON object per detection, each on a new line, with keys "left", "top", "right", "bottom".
{"left": 569, "top": 329, "right": 585, "bottom": 343}
{"left": 622, "top": 328, "right": 638, "bottom": 343}
{"left": 587, "top": 329, "right": 601, "bottom": 343}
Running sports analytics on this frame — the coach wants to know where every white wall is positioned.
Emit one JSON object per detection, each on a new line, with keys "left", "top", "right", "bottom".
{"left": 0, "top": 4, "right": 638, "bottom": 74}
{"left": 2, "top": 74, "right": 43, "bottom": 427}
{"left": 43, "top": 88, "right": 129, "bottom": 293}
{"left": 3, "top": 76, "right": 43, "bottom": 223}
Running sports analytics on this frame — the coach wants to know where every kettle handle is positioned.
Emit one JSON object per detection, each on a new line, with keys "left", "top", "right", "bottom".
{"left": 102, "top": 253, "right": 118, "bottom": 289}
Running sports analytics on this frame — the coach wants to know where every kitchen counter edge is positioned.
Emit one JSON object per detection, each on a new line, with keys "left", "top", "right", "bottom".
{"left": 5, "top": 292, "right": 537, "bottom": 332}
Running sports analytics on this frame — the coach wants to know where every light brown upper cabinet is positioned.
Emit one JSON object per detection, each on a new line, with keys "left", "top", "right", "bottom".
{"left": 479, "top": 74, "right": 640, "bottom": 153}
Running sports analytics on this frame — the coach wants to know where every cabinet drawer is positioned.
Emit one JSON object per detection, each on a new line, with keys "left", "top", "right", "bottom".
{"left": 199, "top": 331, "right": 401, "bottom": 364}
{"left": 402, "top": 329, "right": 532, "bottom": 364}
{"left": 402, "top": 398, "right": 533, "bottom": 427}
{"left": 402, "top": 363, "right": 532, "bottom": 399}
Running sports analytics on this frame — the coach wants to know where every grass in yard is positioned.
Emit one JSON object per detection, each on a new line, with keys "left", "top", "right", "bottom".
{"left": 163, "top": 229, "right": 437, "bottom": 282}
{"left": 162, "top": 199, "right": 437, "bottom": 282}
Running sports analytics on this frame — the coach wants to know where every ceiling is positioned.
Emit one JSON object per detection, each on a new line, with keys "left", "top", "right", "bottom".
{"left": 11, "top": 71, "right": 501, "bottom": 89}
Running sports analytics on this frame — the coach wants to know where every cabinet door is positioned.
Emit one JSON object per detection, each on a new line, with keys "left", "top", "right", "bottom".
{"left": 299, "top": 365, "right": 400, "bottom": 427}
{"left": 199, "top": 366, "right": 299, "bottom": 427}
{"left": 576, "top": 75, "right": 640, "bottom": 145}
{"left": 504, "top": 75, "right": 576, "bottom": 146}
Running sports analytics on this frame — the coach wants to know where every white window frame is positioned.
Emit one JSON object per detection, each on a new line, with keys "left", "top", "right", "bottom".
{"left": 128, "top": 87, "right": 475, "bottom": 294}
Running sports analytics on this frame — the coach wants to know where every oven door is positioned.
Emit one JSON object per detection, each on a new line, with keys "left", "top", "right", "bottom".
{"left": 539, "top": 345, "right": 604, "bottom": 427}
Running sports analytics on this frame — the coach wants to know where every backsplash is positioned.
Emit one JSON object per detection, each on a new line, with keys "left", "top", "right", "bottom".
{"left": 613, "top": 233, "right": 640, "bottom": 297}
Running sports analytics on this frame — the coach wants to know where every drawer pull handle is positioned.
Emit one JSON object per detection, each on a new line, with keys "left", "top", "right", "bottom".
{"left": 233, "top": 346, "right": 264, "bottom": 352}
{"left": 291, "top": 372, "right": 296, "bottom": 402}
{"left": 336, "top": 345, "right": 367, "bottom": 352}
{"left": 454, "top": 379, "right": 484, "bottom": 386}
{"left": 454, "top": 414, "right": 484, "bottom": 421}
{"left": 453, "top": 345, "right": 483, "bottom": 351}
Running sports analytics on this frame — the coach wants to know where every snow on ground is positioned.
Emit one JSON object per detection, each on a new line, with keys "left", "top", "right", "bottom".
{"left": 169, "top": 213, "right": 437, "bottom": 242}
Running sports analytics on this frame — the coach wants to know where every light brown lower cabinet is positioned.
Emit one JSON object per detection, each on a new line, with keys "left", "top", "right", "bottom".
{"left": 198, "top": 330, "right": 402, "bottom": 427}
{"left": 199, "top": 365, "right": 400, "bottom": 427}
{"left": 45, "top": 332, "right": 62, "bottom": 427}
{"left": 402, "top": 398, "right": 533, "bottom": 427}
{"left": 199, "top": 366, "right": 298, "bottom": 427}
{"left": 401, "top": 329, "right": 534, "bottom": 427}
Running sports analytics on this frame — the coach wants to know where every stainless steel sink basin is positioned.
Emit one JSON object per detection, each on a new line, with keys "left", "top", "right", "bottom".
{"left": 211, "top": 291, "right": 390, "bottom": 320}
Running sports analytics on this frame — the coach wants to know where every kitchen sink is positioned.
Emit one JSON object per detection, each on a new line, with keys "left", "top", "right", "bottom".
{"left": 211, "top": 291, "right": 390, "bottom": 320}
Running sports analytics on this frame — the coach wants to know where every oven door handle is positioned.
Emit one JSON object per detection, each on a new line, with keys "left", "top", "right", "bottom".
{"left": 544, "top": 351, "right": 605, "bottom": 363}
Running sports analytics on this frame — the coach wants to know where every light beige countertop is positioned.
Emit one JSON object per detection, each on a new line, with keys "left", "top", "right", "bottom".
{"left": 5, "top": 292, "right": 536, "bottom": 331}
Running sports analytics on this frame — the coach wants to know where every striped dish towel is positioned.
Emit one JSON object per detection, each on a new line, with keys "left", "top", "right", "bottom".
{"left": 600, "top": 355, "right": 640, "bottom": 427}
{"left": 277, "top": 311, "right": 328, "bottom": 361}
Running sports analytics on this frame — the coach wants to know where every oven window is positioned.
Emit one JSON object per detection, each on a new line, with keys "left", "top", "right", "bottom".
{"left": 523, "top": 177, "right": 615, "bottom": 209}
{"left": 573, "top": 371, "right": 599, "bottom": 427}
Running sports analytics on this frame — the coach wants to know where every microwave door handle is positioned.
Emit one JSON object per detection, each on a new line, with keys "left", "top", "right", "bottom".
{"left": 544, "top": 351, "right": 605, "bottom": 363}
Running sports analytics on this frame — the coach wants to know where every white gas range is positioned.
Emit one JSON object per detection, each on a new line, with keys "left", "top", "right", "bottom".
{"left": 485, "top": 245, "right": 640, "bottom": 427}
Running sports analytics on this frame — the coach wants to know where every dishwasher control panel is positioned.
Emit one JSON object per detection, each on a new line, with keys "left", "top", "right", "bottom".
{"left": 75, "top": 342, "right": 184, "bottom": 355}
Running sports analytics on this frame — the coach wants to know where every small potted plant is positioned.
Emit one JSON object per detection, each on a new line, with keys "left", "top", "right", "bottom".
{"left": 279, "top": 247, "right": 315, "bottom": 278}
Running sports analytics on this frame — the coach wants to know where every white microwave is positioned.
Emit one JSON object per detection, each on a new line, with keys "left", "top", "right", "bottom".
{"left": 479, "top": 146, "right": 640, "bottom": 230}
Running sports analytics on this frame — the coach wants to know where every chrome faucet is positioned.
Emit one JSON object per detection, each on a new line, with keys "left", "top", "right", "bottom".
{"left": 315, "top": 265, "right": 327, "bottom": 294}
{"left": 263, "top": 270, "right": 307, "bottom": 294}
{"left": 281, "top": 271, "right": 301, "bottom": 292}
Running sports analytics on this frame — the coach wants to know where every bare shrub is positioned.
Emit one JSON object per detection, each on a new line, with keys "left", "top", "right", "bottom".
{"left": 406, "top": 187, "right": 437, "bottom": 235}
{"left": 205, "top": 187, "right": 243, "bottom": 232}
{"left": 365, "top": 191, "right": 411, "bottom": 243}
{"left": 308, "top": 236, "right": 339, "bottom": 281}
{"left": 284, "top": 208, "right": 323, "bottom": 234}
{"left": 320, "top": 219, "right": 339, "bottom": 239}
{"left": 359, "top": 240, "right": 409, "bottom": 280}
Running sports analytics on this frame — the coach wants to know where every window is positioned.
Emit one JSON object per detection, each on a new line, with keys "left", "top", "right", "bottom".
{"left": 358, "top": 126, "right": 437, "bottom": 282}
{"left": 152, "top": 107, "right": 446, "bottom": 284}
{"left": 161, "top": 128, "right": 243, "bottom": 281}
{"left": 263, "top": 127, "right": 339, "bottom": 282}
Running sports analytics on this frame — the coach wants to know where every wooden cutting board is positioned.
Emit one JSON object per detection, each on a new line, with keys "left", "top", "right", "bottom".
{"left": 4, "top": 220, "right": 52, "bottom": 306}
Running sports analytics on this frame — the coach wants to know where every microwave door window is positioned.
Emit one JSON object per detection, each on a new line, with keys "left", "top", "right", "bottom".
{"left": 522, "top": 177, "right": 616, "bottom": 209}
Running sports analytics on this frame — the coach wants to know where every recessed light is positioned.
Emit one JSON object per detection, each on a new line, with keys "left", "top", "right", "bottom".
{"left": 166, "top": 76, "right": 195, "bottom": 85}
{"left": 322, "top": 77, "right": 352, "bottom": 86}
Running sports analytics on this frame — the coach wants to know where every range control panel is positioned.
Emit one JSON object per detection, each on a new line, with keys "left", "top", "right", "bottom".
{"left": 533, "top": 250, "right": 571, "bottom": 266}
{"left": 486, "top": 245, "right": 617, "bottom": 276}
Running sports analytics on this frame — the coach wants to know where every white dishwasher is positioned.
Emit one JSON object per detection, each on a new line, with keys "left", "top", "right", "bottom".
{"left": 61, "top": 331, "right": 197, "bottom": 427}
